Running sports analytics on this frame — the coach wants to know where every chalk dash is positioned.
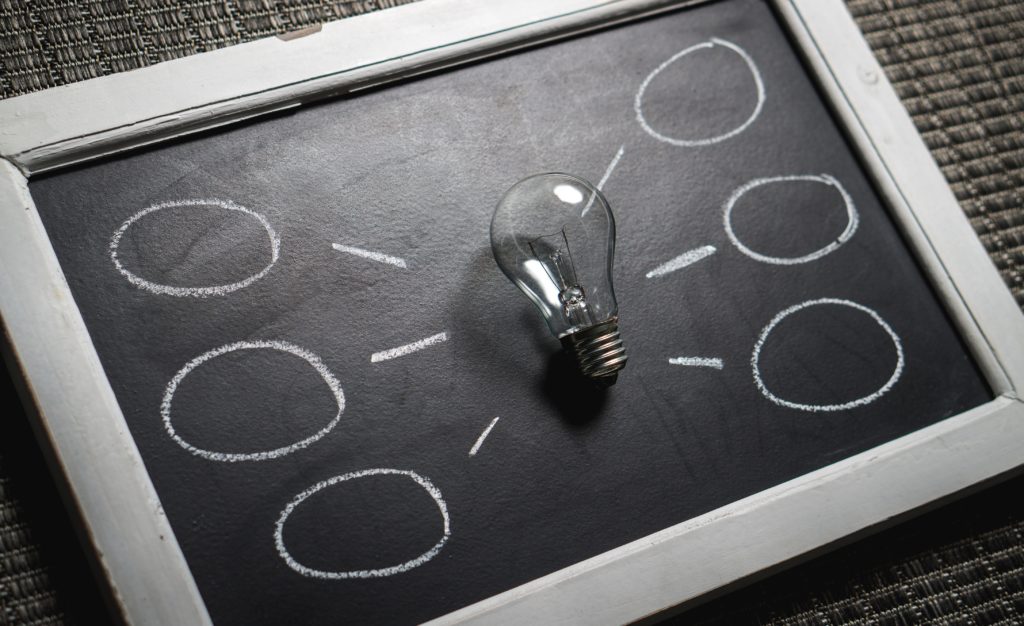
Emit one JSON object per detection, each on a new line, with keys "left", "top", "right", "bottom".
{"left": 646, "top": 245, "right": 717, "bottom": 278}
{"left": 469, "top": 417, "right": 500, "bottom": 457}
{"left": 668, "top": 357, "right": 724, "bottom": 369}
{"left": 371, "top": 331, "right": 448, "bottom": 363}
{"left": 332, "top": 243, "right": 408, "bottom": 269}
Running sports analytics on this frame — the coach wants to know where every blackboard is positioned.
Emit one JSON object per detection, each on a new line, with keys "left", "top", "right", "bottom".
{"left": 27, "top": 0, "right": 990, "bottom": 622}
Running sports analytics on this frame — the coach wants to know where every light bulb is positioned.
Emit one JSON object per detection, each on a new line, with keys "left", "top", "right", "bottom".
{"left": 491, "top": 173, "right": 627, "bottom": 383}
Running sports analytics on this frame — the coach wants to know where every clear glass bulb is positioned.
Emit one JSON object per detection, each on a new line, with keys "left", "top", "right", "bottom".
{"left": 491, "top": 173, "right": 627, "bottom": 382}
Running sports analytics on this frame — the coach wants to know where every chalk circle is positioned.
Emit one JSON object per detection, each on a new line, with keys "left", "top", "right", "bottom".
{"left": 274, "top": 469, "right": 451, "bottom": 579}
{"left": 724, "top": 174, "right": 858, "bottom": 265}
{"left": 752, "top": 298, "right": 904, "bottom": 412}
{"left": 635, "top": 37, "right": 765, "bottom": 147}
{"left": 161, "top": 340, "right": 344, "bottom": 462}
{"left": 109, "top": 198, "right": 281, "bottom": 297}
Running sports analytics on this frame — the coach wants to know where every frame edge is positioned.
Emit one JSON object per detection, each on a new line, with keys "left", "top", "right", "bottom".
{"left": 0, "top": 159, "right": 212, "bottom": 626}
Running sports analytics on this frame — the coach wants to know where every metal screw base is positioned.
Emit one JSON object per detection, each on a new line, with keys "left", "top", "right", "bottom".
{"left": 561, "top": 318, "right": 627, "bottom": 384}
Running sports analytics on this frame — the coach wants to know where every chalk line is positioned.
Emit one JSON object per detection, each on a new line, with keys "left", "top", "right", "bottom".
{"left": 161, "top": 340, "right": 345, "bottom": 462}
{"left": 635, "top": 38, "right": 765, "bottom": 147}
{"left": 469, "top": 417, "right": 500, "bottom": 457}
{"left": 598, "top": 145, "right": 625, "bottom": 190}
{"left": 274, "top": 468, "right": 450, "bottom": 579}
{"left": 669, "top": 357, "right": 723, "bottom": 369}
{"left": 109, "top": 198, "right": 281, "bottom": 297}
{"left": 331, "top": 243, "right": 408, "bottom": 269}
{"left": 751, "top": 298, "right": 904, "bottom": 412}
{"left": 646, "top": 245, "right": 717, "bottom": 278}
{"left": 371, "top": 331, "right": 448, "bottom": 363}
{"left": 723, "top": 174, "right": 858, "bottom": 265}
{"left": 582, "top": 145, "right": 625, "bottom": 217}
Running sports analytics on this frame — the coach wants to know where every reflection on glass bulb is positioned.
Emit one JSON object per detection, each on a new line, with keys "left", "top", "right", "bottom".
{"left": 491, "top": 173, "right": 627, "bottom": 383}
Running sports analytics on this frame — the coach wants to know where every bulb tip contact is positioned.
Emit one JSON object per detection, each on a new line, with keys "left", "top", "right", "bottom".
{"left": 561, "top": 318, "right": 628, "bottom": 383}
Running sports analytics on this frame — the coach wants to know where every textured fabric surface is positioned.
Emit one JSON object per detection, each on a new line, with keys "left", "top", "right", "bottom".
{"left": 679, "top": 474, "right": 1024, "bottom": 625}
{"left": 0, "top": 0, "right": 417, "bottom": 96}
{"left": 0, "top": 1, "right": 1022, "bottom": 625}
{"left": 0, "top": 361, "right": 108, "bottom": 626}
{"left": 0, "top": 461, "right": 65, "bottom": 626}
{"left": 849, "top": 0, "right": 1024, "bottom": 309}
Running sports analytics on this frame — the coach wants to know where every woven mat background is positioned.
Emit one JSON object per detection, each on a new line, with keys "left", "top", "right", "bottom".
{"left": 1, "top": 0, "right": 1022, "bottom": 624}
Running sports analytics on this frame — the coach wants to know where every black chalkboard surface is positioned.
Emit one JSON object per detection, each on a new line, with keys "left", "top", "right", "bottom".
{"left": 29, "top": 0, "right": 990, "bottom": 623}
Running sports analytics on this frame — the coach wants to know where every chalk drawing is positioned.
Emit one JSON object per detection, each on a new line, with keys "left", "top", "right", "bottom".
{"left": 635, "top": 38, "right": 765, "bottom": 147}
{"left": 669, "top": 357, "right": 723, "bottom": 369}
{"left": 110, "top": 199, "right": 280, "bottom": 297}
{"left": 582, "top": 145, "right": 625, "bottom": 217}
{"left": 724, "top": 174, "right": 858, "bottom": 265}
{"left": 469, "top": 417, "right": 500, "bottom": 457}
{"left": 161, "top": 340, "right": 344, "bottom": 462}
{"left": 751, "top": 298, "right": 904, "bottom": 412}
{"left": 371, "top": 331, "right": 448, "bottom": 363}
{"left": 331, "top": 243, "right": 408, "bottom": 269}
{"left": 274, "top": 469, "right": 450, "bottom": 579}
{"left": 597, "top": 145, "right": 625, "bottom": 190}
{"left": 646, "top": 245, "right": 717, "bottom": 278}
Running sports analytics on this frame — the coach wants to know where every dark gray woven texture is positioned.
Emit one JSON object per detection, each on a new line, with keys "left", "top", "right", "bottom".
{"left": 850, "top": 0, "right": 1024, "bottom": 309}
{"left": 0, "top": 468, "right": 62, "bottom": 626}
{"left": 0, "top": 1, "right": 1022, "bottom": 625}
{"left": 679, "top": 479, "right": 1024, "bottom": 625}
{"left": 0, "top": 0, "right": 416, "bottom": 96}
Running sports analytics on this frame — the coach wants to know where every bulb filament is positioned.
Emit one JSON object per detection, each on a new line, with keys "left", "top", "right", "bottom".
{"left": 529, "top": 228, "right": 595, "bottom": 331}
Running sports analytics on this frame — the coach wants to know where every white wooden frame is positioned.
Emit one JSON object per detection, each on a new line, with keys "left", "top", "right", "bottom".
{"left": 1, "top": 0, "right": 1022, "bottom": 624}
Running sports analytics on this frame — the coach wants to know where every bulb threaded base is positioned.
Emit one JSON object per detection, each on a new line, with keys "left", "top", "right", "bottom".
{"left": 561, "top": 318, "right": 628, "bottom": 383}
